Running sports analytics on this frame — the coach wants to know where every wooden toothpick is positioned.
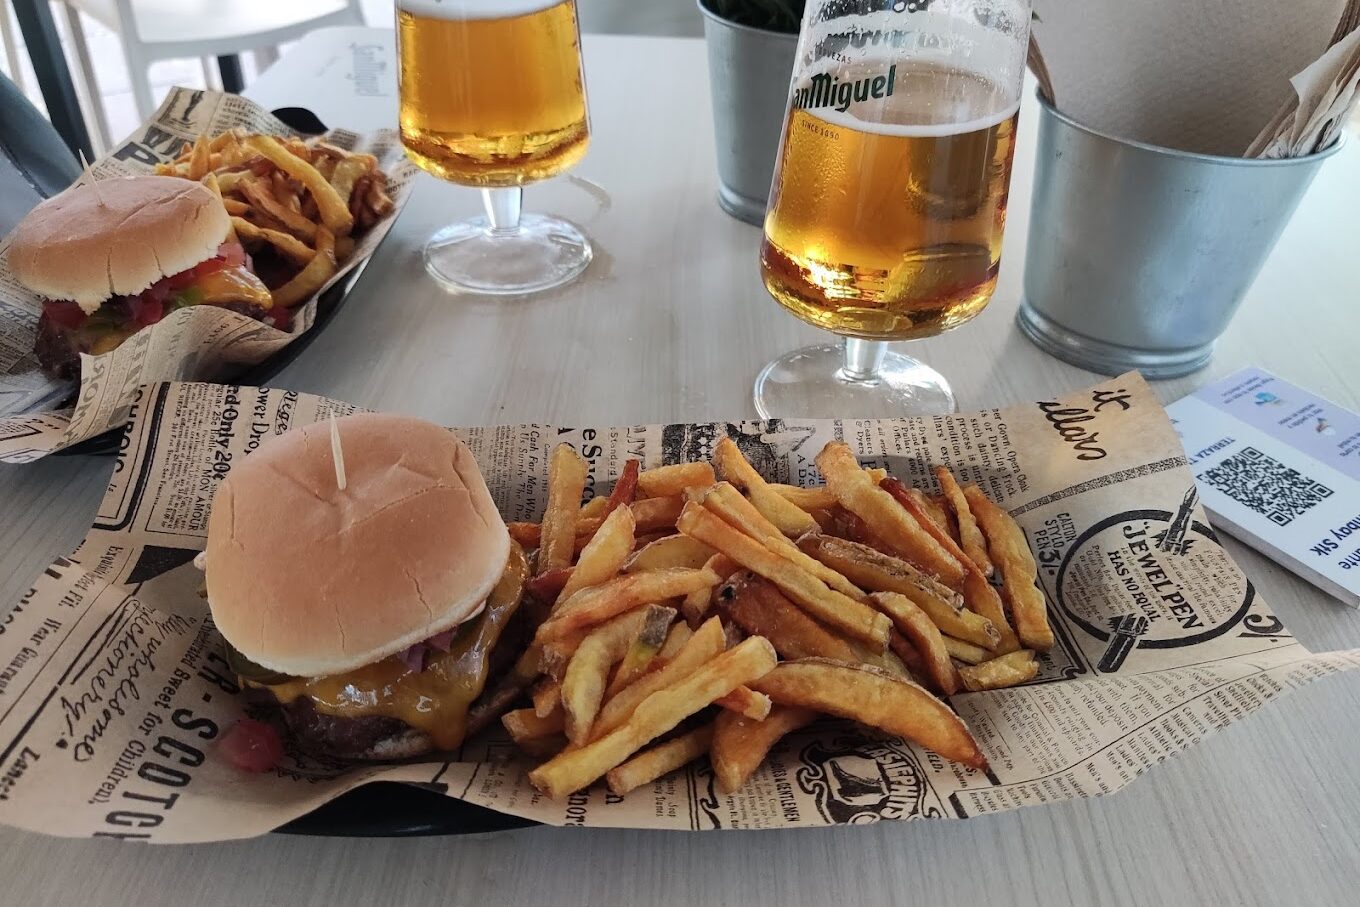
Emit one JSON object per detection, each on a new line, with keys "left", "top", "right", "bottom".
{"left": 79, "top": 151, "right": 107, "bottom": 206}
{"left": 328, "top": 413, "right": 347, "bottom": 491}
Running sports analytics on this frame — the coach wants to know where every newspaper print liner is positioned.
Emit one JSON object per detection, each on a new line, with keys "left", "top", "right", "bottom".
{"left": 0, "top": 375, "right": 1355, "bottom": 841}
{"left": 0, "top": 87, "right": 416, "bottom": 463}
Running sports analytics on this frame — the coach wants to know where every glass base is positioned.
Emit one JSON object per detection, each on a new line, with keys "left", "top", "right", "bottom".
{"left": 753, "top": 342, "right": 957, "bottom": 419}
{"left": 422, "top": 213, "right": 592, "bottom": 296}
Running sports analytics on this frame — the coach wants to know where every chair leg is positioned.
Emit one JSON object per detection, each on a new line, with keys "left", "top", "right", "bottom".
{"left": 217, "top": 54, "right": 244, "bottom": 93}
{"left": 60, "top": 4, "right": 111, "bottom": 152}
{"left": 1, "top": 0, "right": 27, "bottom": 94}
{"left": 200, "top": 57, "right": 219, "bottom": 90}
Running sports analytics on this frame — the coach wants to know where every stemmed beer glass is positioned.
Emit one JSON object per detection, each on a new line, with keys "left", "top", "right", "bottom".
{"left": 755, "top": 0, "right": 1033, "bottom": 417}
{"left": 397, "top": 0, "right": 592, "bottom": 295}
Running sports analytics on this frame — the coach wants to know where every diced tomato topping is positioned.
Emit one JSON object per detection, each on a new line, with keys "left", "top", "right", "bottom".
{"left": 219, "top": 718, "right": 285, "bottom": 772}
{"left": 42, "top": 300, "right": 88, "bottom": 330}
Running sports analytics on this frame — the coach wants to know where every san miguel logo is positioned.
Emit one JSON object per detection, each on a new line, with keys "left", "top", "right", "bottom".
{"left": 1054, "top": 487, "right": 1265, "bottom": 662}
{"left": 796, "top": 733, "right": 941, "bottom": 824}
{"left": 1036, "top": 388, "right": 1134, "bottom": 462}
{"left": 792, "top": 65, "right": 897, "bottom": 113}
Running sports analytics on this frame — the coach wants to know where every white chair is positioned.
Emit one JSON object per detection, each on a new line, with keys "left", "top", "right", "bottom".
{"left": 57, "top": 0, "right": 364, "bottom": 139}
{"left": 1, "top": 1, "right": 24, "bottom": 94}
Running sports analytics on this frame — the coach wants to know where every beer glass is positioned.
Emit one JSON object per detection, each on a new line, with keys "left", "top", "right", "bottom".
{"left": 755, "top": 0, "right": 1032, "bottom": 417}
{"left": 397, "top": 0, "right": 592, "bottom": 295}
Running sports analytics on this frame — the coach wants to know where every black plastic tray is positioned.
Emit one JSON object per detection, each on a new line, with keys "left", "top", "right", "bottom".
{"left": 278, "top": 782, "right": 537, "bottom": 837}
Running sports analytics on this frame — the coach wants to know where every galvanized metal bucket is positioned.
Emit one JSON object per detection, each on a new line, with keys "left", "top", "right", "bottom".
{"left": 1018, "top": 95, "right": 1342, "bottom": 379}
{"left": 698, "top": 1, "right": 798, "bottom": 225}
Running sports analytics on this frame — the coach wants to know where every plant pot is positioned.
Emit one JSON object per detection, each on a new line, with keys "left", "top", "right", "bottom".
{"left": 698, "top": 1, "right": 798, "bottom": 225}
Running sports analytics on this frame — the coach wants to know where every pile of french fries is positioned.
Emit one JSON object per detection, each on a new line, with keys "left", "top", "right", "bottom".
{"left": 500, "top": 439, "right": 1054, "bottom": 799}
{"left": 155, "top": 131, "right": 395, "bottom": 309}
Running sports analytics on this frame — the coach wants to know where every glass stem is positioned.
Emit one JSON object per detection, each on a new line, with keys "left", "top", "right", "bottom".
{"left": 482, "top": 186, "right": 523, "bottom": 236}
{"left": 839, "top": 337, "right": 888, "bottom": 384}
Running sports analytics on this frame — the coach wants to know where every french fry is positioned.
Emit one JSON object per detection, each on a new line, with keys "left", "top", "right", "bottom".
{"left": 534, "top": 567, "right": 718, "bottom": 644}
{"left": 270, "top": 226, "right": 336, "bottom": 308}
{"left": 532, "top": 678, "right": 562, "bottom": 718}
{"left": 713, "top": 684, "right": 772, "bottom": 721}
{"left": 711, "top": 706, "right": 817, "bottom": 794}
{"left": 637, "top": 462, "right": 715, "bottom": 499}
{"left": 624, "top": 534, "right": 716, "bottom": 573}
{"left": 246, "top": 134, "right": 354, "bottom": 235}
{"left": 606, "top": 724, "right": 715, "bottom": 796}
{"left": 592, "top": 617, "right": 726, "bottom": 741}
{"left": 556, "top": 505, "right": 636, "bottom": 604}
{"left": 870, "top": 593, "right": 959, "bottom": 695}
{"left": 768, "top": 468, "right": 887, "bottom": 511}
{"left": 713, "top": 437, "right": 818, "bottom": 537}
{"left": 208, "top": 130, "right": 239, "bottom": 152}
{"left": 270, "top": 169, "right": 300, "bottom": 212}
{"left": 886, "top": 480, "right": 1020, "bottom": 653}
{"left": 604, "top": 612, "right": 673, "bottom": 699}
{"left": 768, "top": 483, "right": 837, "bottom": 511}
{"left": 936, "top": 468, "right": 993, "bottom": 576}
{"left": 231, "top": 217, "right": 316, "bottom": 265}
{"left": 510, "top": 494, "right": 682, "bottom": 552}
{"left": 796, "top": 532, "right": 969, "bottom": 618}
{"left": 327, "top": 154, "right": 371, "bottom": 206}
{"left": 561, "top": 605, "right": 676, "bottom": 743}
{"left": 943, "top": 635, "right": 992, "bottom": 665}
{"left": 751, "top": 659, "right": 987, "bottom": 769}
{"left": 528, "top": 636, "right": 778, "bottom": 799}
{"left": 958, "top": 650, "right": 1038, "bottom": 691}
{"left": 816, "top": 444, "right": 965, "bottom": 585}
{"left": 580, "top": 495, "right": 681, "bottom": 548}
{"left": 214, "top": 170, "right": 247, "bottom": 193}
{"left": 221, "top": 197, "right": 251, "bottom": 216}
{"left": 578, "top": 496, "right": 609, "bottom": 520}
{"left": 515, "top": 735, "right": 568, "bottom": 759}
{"left": 236, "top": 176, "right": 319, "bottom": 242}
{"left": 187, "top": 135, "right": 211, "bottom": 180}
{"left": 600, "top": 459, "right": 641, "bottom": 518}
{"left": 904, "top": 486, "right": 952, "bottom": 536}
{"left": 677, "top": 502, "right": 891, "bottom": 650}
{"left": 503, "top": 706, "right": 564, "bottom": 744}
{"left": 679, "top": 553, "right": 739, "bottom": 626}
{"left": 717, "top": 573, "right": 861, "bottom": 663}
{"left": 539, "top": 444, "right": 588, "bottom": 574}
{"left": 963, "top": 487, "right": 1054, "bottom": 652}
{"left": 887, "top": 631, "right": 929, "bottom": 686}
{"left": 507, "top": 522, "right": 541, "bottom": 548}
{"left": 700, "top": 483, "right": 868, "bottom": 603}
{"left": 656, "top": 622, "right": 693, "bottom": 660}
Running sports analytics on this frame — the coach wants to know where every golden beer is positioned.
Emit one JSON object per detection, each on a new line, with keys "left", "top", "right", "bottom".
{"left": 397, "top": 0, "right": 589, "bottom": 187}
{"left": 760, "top": 61, "right": 1018, "bottom": 340}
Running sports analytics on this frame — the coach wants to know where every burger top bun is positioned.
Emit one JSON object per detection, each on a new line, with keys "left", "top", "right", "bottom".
{"left": 204, "top": 412, "right": 511, "bottom": 678}
{"left": 6, "top": 175, "right": 230, "bottom": 314}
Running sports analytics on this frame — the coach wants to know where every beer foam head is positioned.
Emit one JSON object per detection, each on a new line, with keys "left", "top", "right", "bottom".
{"left": 397, "top": 0, "right": 565, "bottom": 19}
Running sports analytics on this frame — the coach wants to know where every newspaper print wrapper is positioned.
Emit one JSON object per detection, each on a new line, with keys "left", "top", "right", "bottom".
{"left": 0, "top": 88, "right": 415, "bottom": 463}
{"left": 1, "top": 375, "right": 1357, "bottom": 841}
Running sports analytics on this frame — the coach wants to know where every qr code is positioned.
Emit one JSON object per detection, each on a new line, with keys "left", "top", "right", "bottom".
{"left": 1199, "top": 446, "right": 1333, "bottom": 526}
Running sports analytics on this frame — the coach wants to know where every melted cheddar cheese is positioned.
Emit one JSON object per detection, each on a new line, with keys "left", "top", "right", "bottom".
{"left": 255, "top": 542, "right": 527, "bottom": 751}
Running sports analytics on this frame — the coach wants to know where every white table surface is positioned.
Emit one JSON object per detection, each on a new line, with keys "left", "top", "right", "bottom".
{"left": 2, "top": 28, "right": 1358, "bottom": 907}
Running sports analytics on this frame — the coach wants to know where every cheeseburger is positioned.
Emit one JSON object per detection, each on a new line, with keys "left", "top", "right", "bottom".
{"left": 203, "top": 412, "right": 527, "bottom": 760}
{"left": 7, "top": 175, "right": 275, "bottom": 380}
